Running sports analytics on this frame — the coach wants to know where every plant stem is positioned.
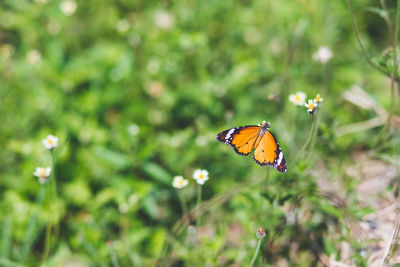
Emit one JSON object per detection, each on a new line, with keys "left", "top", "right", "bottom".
{"left": 42, "top": 149, "right": 60, "bottom": 263}
{"left": 177, "top": 190, "right": 188, "bottom": 216}
{"left": 299, "top": 113, "right": 317, "bottom": 154}
{"left": 345, "top": 0, "right": 394, "bottom": 78}
{"left": 42, "top": 185, "right": 52, "bottom": 263}
{"left": 249, "top": 239, "right": 263, "bottom": 267}
{"left": 196, "top": 185, "right": 202, "bottom": 227}
{"left": 108, "top": 243, "right": 121, "bottom": 267}
{"left": 321, "top": 64, "right": 328, "bottom": 97}
{"left": 20, "top": 186, "right": 47, "bottom": 263}
{"left": 380, "top": 206, "right": 400, "bottom": 265}
{"left": 50, "top": 149, "right": 60, "bottom": 241}
{"left": 376, "top": 0, "right": 400, "bottom": 145}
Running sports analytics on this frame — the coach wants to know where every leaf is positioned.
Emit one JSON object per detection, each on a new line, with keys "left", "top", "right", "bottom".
{"left": 91, "top": 188, "right": 117, "bottom": 210}
{"left": 92, "top": 146, "right": 132, "bottom": 170}
{"left": 365, "top": 7, "right": 388, "bottom": 20}
{"left": 142, "top": 162, "right": 171, "bottom": 185}
{"left": 64, "top": 180, "right": 92, "bottom": 205}
{"left": 1, "top": 216, "right": 12, "bottom": 258}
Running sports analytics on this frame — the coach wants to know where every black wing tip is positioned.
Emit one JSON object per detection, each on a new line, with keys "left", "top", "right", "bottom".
{"left": 252, "top": 155, "right": 287, "bottom": 172}
{"left": 274, "top": 163, "right": 287, "bottom": 172}
{"left": 217, "top": 127, "right": 252, "bottom": 156}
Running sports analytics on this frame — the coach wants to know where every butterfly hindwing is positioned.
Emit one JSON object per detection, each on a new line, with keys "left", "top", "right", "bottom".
{"left": 252, "top": 130, "right": 287, "bottom": 172}
{"left": 217, "top": 126, "right": 261, "bottom": 156}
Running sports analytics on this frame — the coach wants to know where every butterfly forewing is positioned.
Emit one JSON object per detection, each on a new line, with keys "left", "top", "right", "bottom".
{"left": 217, "top": 126, "right": 260, "bottom": 156}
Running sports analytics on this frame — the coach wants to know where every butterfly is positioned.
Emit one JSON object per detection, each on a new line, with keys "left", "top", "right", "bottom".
{"left": 216, "top": 121, "right": 287, "bottom": 172}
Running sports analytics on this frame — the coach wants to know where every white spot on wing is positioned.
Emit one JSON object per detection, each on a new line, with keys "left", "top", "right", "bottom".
{"left": 277, "top": 151, "right": 283, "bottom": 165}
{"left": 226, "top": 128, "right": 235, "bottom": 139}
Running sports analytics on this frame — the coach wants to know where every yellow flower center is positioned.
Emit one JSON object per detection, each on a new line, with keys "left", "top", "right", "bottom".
{"left": 48, "top": 139, "right": 53, "bottom": 144}
{"left": 178, "top": 180, "right": 183, "bottom": 185}
{"left": 309, "top": 103, "right": 315, "bottom": 109}
{"left": 295, "top": 95, "right": 301, "bottom": 101}
{"left": 315, "top": 96, "right": 320, "bottom": 102}
{"left": 199, "top": 174, "right": 204, "bottom": 179}
{"left": 40, "top": 168, "right": 46, "bottom": 177}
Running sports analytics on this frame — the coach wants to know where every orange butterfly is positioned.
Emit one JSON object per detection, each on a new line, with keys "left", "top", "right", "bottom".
{"left": 217, "top": 121, "right": 287, "bottom": 172}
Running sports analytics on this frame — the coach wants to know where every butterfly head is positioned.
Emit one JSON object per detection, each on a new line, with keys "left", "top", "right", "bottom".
{"left": 258, "top": 120, "right": 270, "bottom": 128}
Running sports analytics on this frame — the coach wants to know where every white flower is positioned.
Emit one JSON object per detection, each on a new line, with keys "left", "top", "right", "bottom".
{"left": 313, "top": 46, "right": 333, "bottom": 64}
{"left": 193, "top": 169, "right": 209, "bottom": 185}
{"left": 60, "top": 0, "right": 77, "bottom": 16}
{"left": 154, "top": 11, "right": 174, "bottom": 29}
{"left": 128, "top": 124, "right": 140, "bottom": 136}
{"left": 33, "top": 167, "right": 51, "bottom": 184}
{"left": 42, "top": 135, "right": 59, "bottom": 150}
{"left": 314, "top": 94, "right": 323, "bottom": 104}
{"left": 147, "top": 59, "right": 160, "bottom": 74}
{"left": 172, "top": 176, "right": 189, "bottom": 189}
{"left": 116, "top": 19, "right": 130, "bottom": 33}
{"left": 26, "top": 50, "right": 41, "bottom": 65}
{"left": 195, "top": 136, "right": 208, "bottom": 147}
{"left": 304, "top": 99, "right": 318, "bottom": 114}
{"left": 119, "top": 203, "right": 129, "bottom": 213}
{"left": 289, "top": 91, "right": 306, "bottom": 106}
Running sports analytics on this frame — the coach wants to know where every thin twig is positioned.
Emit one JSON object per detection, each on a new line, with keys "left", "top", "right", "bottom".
{"left": 375, "top": 0, "right": 400, "bottom": 146}
{"left": 380, "top": 206, "right": 400, "bottom": 265}
{"left": 345, "top": 0, "right": 394, "bottom": 78}
{"left": 379, "top": 0, "right": 394, "bottom": 47}
{"left": 336, "top": 117, "right": 385, "bottom": 136}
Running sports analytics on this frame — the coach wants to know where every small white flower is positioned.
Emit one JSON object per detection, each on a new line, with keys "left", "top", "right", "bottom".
{"left": 313, "top": 46, "right": 333, "bottom": 64}
{"left": 33, "top": 167, "right": 51, "bottom": 184}
{"left": 119, "top": 203, "right": 129, "bottom": 213}
{"left": 304, "top": 99, "right": 318, "bottom": 114}
{"left": 172, "top": 176, "right": 189, "bottom": 189}
{"left": 42, "top": 135, "right": 59, "bottom": 150}
{"left": 154, "top": 11, "right": 174, "bottom": 29}
{"left": 195, "top": 136, "right": 208, "bottom": 147}
{"left": 128, "top": 124, "right": 140, "bottom": 136}
{"left": 314, "top": 94, "right": 323, "bottom": 104}
{"left": 256, "top": 227, "right": 266, "bottom": 240}
{"left": 116, "top": 19, "right": 130, "bottom": 33}
{"left": 289, "top": 91, "right": 306, "bottom": 106}
{"left": 147, "top": 59, "right": 160, "bottom": 74}
{"left": 193, "top": 169, "right": 209, "bottom": 185}
{"left": 60, "top": 0, "right": 77, "bottom": 16}
{"left": 26, "top": 50, "right": 41, "bottom": 65}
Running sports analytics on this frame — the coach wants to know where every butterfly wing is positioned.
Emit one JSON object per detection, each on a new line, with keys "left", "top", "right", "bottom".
{"left": 253, "top": 130, "right": 287, "bottom": 172}
{"left": 216, "top": 126, "right": 261, "bottom": 156}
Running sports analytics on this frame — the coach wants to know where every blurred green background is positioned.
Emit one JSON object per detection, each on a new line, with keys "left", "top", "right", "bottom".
{"left": 1, "top": 0, "right": 400, "bottom": 266}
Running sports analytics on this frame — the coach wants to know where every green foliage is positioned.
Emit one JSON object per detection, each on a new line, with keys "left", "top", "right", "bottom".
{"left": 0, "top": 0, "right": 399, "bottom": 266}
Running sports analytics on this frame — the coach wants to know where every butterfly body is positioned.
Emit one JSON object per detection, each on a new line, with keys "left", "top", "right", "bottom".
{"left": 217, "top": 121, "right": 287, "bottom": 172}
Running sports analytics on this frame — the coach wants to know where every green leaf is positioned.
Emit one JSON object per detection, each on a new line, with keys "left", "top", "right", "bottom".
{"left": 64, "top": 180, "right": 92, "bottom": 205}
{"left": 92, "top": 146, "right": 132, "bottom": 170}
{"left": 142, "top": 163, "right": 171, "bottom": 185}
